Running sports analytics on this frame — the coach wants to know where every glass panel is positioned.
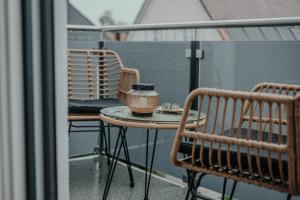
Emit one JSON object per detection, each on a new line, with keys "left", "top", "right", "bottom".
{"left": 67, "top": 27, "right": 300, "bottom": 200}
{"left": 127, "top": 29, "right": 197, "bottom": 41}
{"left": 68, "top": 30, "right": 101, "bottom": 49}
{"left": 105, "top": 41, "right": 191, "bottom": 176}
{"left": 197, "top": 26, "right": 300, "bottom": 41}
{"left": 199, "top": 41, "right": 300, "bottom": 90}
{"left": 197, "top": 40, "right": 300, "bottom": 198}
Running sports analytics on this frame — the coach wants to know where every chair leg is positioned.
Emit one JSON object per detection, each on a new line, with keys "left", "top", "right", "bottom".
{"left": 189, "top": 173, "right": 209, "bottom": 200}
{"left": 221, "top": 179, "right": 238, "bottom": 200}
{"left": 186, "top": 170, "right": 195, "bottom": 200}
{"left": 100, "top": 121, "right": 111, "bottom": 166}
{"left": 107, "top": 124, "right": 111, "bottom": 165}
{"left": 222, "top": 178, "right": 227, "bottom": 200}
{"left": 68, "top": 121, "right": 72, "bottom": 136}
{"left": 185, "top": 172, "right": 236, "bottom": 200}
{"left": 185, "top": 171, "right": 197, "bottom": 200}
{"left": 229, "top": 180, "right": 237, "bottom": 200}
{"left": 287, "top": 194, "right": 292, "bottom": 200}
{"left": 99, "top": 121, "right": 104, "bottom": 157}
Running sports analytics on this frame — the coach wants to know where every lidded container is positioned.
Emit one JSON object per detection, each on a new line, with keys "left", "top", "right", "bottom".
{"left": 126, "top": 83, "right": 159, "bottom": 116}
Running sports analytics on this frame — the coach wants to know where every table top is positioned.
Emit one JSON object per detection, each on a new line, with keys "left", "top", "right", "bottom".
{"left": 100, "top": 106, "right": 206, "bottom": 129}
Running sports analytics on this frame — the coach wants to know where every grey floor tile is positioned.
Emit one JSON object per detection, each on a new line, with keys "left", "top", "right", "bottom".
{"left": 70, "top": 157, "right": 186, "bottom": 200}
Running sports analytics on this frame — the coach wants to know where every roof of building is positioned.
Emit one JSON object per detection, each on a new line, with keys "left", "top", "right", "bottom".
{"left": 68, "top": 3, "right": 94, "bottom": 25}
{"left": 200, "top": 0, "right": 300, "bottom": 20}
{"left": 133, "top": 0, "right": 151, "bottom": 24}
{"left": 135, "top": 0, "right": 300, "bottom": 23}
{"left": 68, "top": 2, "right": 112, "bottom": 42}
{"left": 133, "top": 0, "right": 300, "bottom": 41}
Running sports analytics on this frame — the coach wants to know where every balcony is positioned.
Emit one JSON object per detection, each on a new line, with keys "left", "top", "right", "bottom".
{"left": 68, "top": 18, "right": 300, "bottom": 200}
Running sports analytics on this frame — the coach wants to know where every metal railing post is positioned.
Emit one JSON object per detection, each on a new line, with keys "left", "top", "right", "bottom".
{"left": 189, "top": 41, "right": 200, "bottom": 110}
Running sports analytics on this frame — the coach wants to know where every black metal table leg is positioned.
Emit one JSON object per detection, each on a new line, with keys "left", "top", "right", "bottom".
{"left": 102, "top": 127, "right": 134, "bottom": 200}
{"left": 107, "top": 124, "right": 111, "bottom": 165}
{"left": 99, "top": 121, "right": 104, "bottom": 160}
{"left": 144, "top": 129, "right": 158, "bottom": 200}
{"left": 102, "top": 125, "right": 110, "bottom": 157}
{"left": 120, "top": 127, "right": 134, "bottom": 187}
{"left": 102, "top": 129, "right": 122, "bottom": 200}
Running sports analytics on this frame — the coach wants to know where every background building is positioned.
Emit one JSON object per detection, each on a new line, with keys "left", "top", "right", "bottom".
{"left": 128, "top": 0, "right": 300, "bottom": 41}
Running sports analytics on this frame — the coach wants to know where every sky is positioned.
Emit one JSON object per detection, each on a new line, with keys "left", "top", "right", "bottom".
{"left": 69, "top": 0, "right": 145, "bottom": 25}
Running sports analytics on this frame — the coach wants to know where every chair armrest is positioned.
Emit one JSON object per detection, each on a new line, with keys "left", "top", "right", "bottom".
{"left": 118, "top": 67, "right": 140, "bottom": 101}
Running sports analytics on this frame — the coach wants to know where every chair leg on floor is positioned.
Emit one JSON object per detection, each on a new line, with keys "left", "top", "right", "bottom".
{"left": 186, "top": 170, "right": 195, "bottom": 200}
{"left": 100, "top": 121, "right": 111, "bottom": 165}
{"left": 287, "top": 194, "right": 292, "bottom": 200}
{"left": 99, "top": 121, "right": 104, "bottom": 158}
{"left": 228, "top": 180, "right": 237, "bottom": 200}
{"left": 106, "top": 124, "right": 111, "bottom": 165}
{"left": 68, "top": 121, "right": 72, "bottom": 136}
{"left": 185, "top": 172, "right": 237, "bottom": 200}
{"left": 221, "top": 178, "right": 227, "bottom": 200}
{"left": 185, "top": 171, "right": 197, "bottom": 200}
{"left": 190, "top": 173, "right": 209, "bottom": 200}
{"left": 221, "top": 179, "right": 237, "bottom": 200}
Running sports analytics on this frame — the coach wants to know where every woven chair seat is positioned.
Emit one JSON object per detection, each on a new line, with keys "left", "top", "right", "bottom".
{"left": 68, "top": 99, "right": 125, "bottom": 114}
{"left": 179, "top": 128, "right": 288, "bottom": 181}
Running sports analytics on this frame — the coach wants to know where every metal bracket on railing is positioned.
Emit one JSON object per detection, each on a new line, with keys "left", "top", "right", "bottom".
{"left": 188, "top": 41, "right": 202, "bottom": 110}
{"left": 185, "top": 49, "right": 204, "bottom": 59}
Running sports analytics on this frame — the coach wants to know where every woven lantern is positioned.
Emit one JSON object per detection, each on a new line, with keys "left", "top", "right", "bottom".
{"left": 126, "top": 83, "right": 159, "bottom": 116}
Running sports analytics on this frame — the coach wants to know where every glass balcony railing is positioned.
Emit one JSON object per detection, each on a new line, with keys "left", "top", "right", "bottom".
{"left": 67, "top": 17, "right": 300, "bottom": 200}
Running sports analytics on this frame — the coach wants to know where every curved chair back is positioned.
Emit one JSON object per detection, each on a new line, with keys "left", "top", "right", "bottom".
{"left": 68, "top": 49, "right": 125, "bottom": 100}
{"left": 171, "top": 85, "right": 300, "bottom": 195}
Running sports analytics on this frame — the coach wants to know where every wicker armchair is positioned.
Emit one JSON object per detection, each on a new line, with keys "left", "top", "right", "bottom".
{"left": 171, "top": 83, "right": 300, "bottom": 200}
{"left": 68, "top": 49, "right": 140, "bottom": 116}
{"left": 67, "top": 49, "right": 139, "bottom": 158}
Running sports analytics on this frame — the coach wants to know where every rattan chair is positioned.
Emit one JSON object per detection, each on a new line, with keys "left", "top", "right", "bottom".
{"left": 171, "top": 83, "right": 300, "bottom": 200}
{"left": 68, "top": 49, "right": 139, "bottom": 159}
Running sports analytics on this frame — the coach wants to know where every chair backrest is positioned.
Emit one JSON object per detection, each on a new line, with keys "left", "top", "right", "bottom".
{"left": 239, "top": 82, "right": 300, "bottom": 135}
{"left": 251, "top": 82, "right": 300, "bottom": 95}
{"left": 68, "top": 49, "right": 124, "bottom": 100}
{"left": 240, "top": 83, "right": 300, "bottom": 193}
{"left": 171, "top": 87, "right": 298, "bottom": 194}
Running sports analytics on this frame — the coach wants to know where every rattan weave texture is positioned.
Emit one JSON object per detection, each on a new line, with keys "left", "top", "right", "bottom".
{"left": 171, "top": 82, "right": 300, "bottom": 195}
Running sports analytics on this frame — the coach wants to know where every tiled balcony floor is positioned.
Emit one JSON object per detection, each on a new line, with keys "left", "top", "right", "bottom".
{"left": 70, "top": 156, "right": 186, "bottom": 200}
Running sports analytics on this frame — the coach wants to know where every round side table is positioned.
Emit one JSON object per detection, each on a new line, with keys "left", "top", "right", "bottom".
{"left": 100, "top": 106, "right": 206, "bottom": 200}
